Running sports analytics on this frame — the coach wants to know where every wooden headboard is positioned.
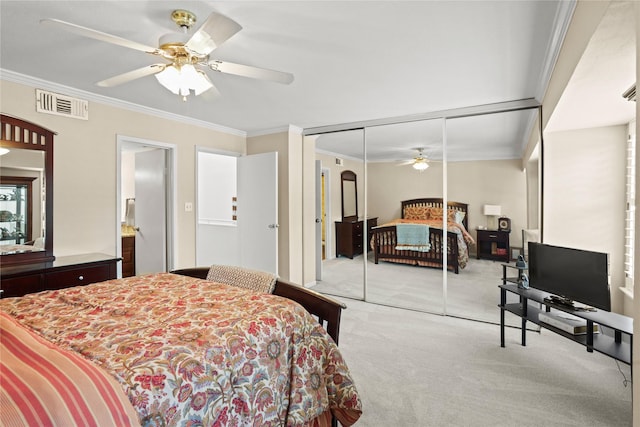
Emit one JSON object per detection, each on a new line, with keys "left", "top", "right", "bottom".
{"left": 401, "top": 198, "right": 469, "bottom": 230}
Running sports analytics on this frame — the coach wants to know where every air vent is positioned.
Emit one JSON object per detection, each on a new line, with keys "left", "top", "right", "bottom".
{"left": 36, "top": 89, "right": 89, "bottom": 120}
{"left": 335, "top": 158, "right": 344, "bottom": 166}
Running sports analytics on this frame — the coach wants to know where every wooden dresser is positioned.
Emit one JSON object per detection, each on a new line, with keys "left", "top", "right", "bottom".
{"left": 0, "top": 253, "right": 120, "bottom": 298}
{"left": 121, "top": 235, "right": 135, "bottom": 277}
{"left": 335, "top": 218, "right": 378, "bottom": 259}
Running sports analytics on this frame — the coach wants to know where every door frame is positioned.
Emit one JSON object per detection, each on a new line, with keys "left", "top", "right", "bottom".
{"left": 116, "top": 135, "right": 177, "bottom": 277}
{"left": 315, "top": 165, "right": 331, "bottom": 282}
{"left": 322, "top": 167, "right": 331, "bottom": 260}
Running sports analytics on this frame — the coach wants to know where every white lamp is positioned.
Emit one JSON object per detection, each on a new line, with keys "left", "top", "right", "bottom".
{"left": 483, "top": 204, "right": 501, "bottom": 230}
{"left": 412, "top": 158, "right": 429, "bottom": 171}
{"left": 155, "top": 64, "right": 214, "bottom": 100}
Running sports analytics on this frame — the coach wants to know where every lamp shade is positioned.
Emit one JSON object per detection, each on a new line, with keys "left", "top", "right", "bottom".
{"left": 412, "top": 159, "right": 429, "bottom": 171}
{"left": 483, "top": 204, "right": 502, "bottom": 216}
{"left": 155, "top": 64, "right": 214, "bottom": 98}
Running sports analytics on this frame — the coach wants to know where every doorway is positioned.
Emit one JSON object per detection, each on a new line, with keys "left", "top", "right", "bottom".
{"left": 195, "top": 148, "right": 279, "bottom": 275}
{"left": 116, "top": 135, "right": 176, "bottom": 277}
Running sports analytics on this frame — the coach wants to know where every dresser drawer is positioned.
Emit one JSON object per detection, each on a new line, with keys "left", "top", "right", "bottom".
{"left": 1, "top": 273, "right": 43, "bottom": 298}
{"left": 477, "top": 230, "right": 508, "bottom": 242}
{"left": 45, "top": 264, "right": 112, "bottom": 290}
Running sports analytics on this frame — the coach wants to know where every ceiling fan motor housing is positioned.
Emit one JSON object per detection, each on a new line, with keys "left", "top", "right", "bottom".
{"left": 171, "top": 10, "right": 196, "bottom": 30}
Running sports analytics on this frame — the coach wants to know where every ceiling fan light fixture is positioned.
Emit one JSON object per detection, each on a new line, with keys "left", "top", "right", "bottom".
{"left": 413, "top": 159, "right": 429, "bottom": 171}
{"left": 155, "top": 64, "right": 213, "bottom": 99}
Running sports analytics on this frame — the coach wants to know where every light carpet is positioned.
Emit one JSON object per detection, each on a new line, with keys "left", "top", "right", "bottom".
{"left": 335, "top": 297, "right": 632, "bottom": 426}
{"left": 312, "top": 254, "right": 524, "bottom": 327}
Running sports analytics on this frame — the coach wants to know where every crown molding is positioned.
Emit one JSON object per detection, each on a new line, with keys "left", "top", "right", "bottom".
{"left": 0, "top": 69, "right": 246, "bottom": 137}
{"left": 247, "top": 125, "right": 290, "bottom": 137}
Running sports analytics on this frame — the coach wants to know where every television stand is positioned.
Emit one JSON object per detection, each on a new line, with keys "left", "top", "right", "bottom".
{"left": 499, "top": 264, "right": 632, "bottom": 366}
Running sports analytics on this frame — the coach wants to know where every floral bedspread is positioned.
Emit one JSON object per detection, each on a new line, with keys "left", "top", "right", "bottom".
{"left": 0, "top": 273, "right": 362, "bottom": 426}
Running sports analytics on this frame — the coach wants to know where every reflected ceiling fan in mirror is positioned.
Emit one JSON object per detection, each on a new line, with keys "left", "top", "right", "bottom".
{"left": 40, "top": 9, "right": 294, "bottom": 101}
{"left": 398, "top": 148, "right": 439, "bottom": 171}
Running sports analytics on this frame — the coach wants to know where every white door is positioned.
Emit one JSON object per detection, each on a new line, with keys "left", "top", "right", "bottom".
{"left": 237, "top": 152, "right": 278, "bottom": 274}
{"left": 315, "top": 160, "right": 322, "bottom": 281}
{"left": 135, "top": 148, "right": 167, "bottom": 274}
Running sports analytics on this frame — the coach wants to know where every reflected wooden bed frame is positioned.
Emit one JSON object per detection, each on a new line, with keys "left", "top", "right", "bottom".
{"left": 370, "top": 198, "right": 469, "bottom": 274}
{"left": 171, "top": 267, "right": 346, "bottom": 345}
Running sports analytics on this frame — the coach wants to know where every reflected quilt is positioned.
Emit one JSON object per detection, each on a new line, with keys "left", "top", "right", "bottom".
{"left": 376, "top": 218, "right": 474, "bottom": 269}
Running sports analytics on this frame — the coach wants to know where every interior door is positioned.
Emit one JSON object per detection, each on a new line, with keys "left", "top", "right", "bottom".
{"left": 315, "top": 160, "right": 322, "bottom": 281}
{"left": 237, "top": 152, "right": 278, "bottom": 274}
{"left": 135, "top": 148, "right": 167, "bottom": 274}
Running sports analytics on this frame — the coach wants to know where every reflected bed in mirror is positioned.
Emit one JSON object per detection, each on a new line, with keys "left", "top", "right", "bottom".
{"left": 0, "top": 115, "right": 55, "bottom": 265}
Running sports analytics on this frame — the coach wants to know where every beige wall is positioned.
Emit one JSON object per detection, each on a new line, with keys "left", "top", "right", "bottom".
{"left": 308, "top": 153, "right": 527, "bottom": 266}
{"left": 544, "top": 125, "right": 627, "bottom": 313}
{"left": 368, "top": 159, "right": 528, "bottom": 251}
{"left": 287, "top": 129, "right": 304, "bottom": 284}
{"left": 315, "top": 152, "right": 366, "bottom": 260}
{"left": 1, "top": 79, "right": 245, "bottom": 269}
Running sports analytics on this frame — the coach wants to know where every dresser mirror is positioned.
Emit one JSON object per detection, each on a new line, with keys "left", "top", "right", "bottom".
{"left": 341, "top": 170, "right": 358, "bottom": 221}
{"left": 0, "top": 114, "right": 54, "bottom": 265}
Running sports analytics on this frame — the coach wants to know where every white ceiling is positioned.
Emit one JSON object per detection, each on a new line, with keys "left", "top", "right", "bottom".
{"left": 0, "top": 1, "right": 635, "bottom": 162}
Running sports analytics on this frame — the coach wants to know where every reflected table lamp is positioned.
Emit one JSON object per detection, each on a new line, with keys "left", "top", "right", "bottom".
{"left": 483, "top": 204, "right": 501, "bottom": 230}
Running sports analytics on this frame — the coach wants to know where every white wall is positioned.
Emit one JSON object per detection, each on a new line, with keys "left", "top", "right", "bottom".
{"left": 543, "top": 125, "right": 627, "bottom": 313}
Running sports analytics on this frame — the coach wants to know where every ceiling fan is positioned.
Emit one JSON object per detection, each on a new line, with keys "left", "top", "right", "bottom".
{"left": 398, "top": 148, "right": 439, "bottom": 171}
{"left": 40, "top": 9, "right": 294, "bottom": 101}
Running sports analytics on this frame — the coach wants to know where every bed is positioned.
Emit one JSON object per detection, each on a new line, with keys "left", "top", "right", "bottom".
{"left": 0, "top": 269, "right": 362, "bottom": 426}
{"left": 370, "top": 198, "right": 475, "bottom": 274}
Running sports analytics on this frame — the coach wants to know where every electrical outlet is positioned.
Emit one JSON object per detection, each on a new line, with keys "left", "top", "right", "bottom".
{"left": 185, "top": 202, "right": 193, "bottom": 212}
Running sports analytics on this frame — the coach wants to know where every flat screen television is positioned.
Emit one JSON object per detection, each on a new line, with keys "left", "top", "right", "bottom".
{"left": 528, "top": 242, "right": 611, "bottom": 311}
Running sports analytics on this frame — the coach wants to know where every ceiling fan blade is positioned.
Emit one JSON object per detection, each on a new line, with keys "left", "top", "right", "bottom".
{"left": 96, "top": 64, "right": 164, "bottom": 87}
{"left": 185, "top": 12, "right": 242, "bottom": 56}
{"left": 207, "top": 60, "right": 294, "bottom": 84}
{"left": 40, "top": 18, "right": 161, "bottom": 54}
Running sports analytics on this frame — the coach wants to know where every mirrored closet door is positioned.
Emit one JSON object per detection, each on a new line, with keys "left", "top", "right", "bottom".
{"left": 304, "top": 102, "right": 542, "bottom": 324}
{"left": 365, "top": 119, "right": 445, "bottom": 312}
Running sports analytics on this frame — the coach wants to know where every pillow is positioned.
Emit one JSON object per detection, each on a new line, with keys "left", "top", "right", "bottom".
{"left": 404, "top": 206, "right": 429, "bottom": 220}
{"left": 206, "top": 265, "right": 278, "bottom": 294}
{"left": 454, "top": 210, "right": 466, "bottom": 224}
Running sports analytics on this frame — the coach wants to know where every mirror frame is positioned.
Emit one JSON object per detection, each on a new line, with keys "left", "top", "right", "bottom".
{"left": 341, "top": 170, "right": 358, "bottom": 221}
{"left": 0, "top": 114, "right": 55, "bottom": 265}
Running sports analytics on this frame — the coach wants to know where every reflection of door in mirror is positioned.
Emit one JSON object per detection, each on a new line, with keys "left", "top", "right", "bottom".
{"left": 341, "top": 170, "right": 358, "bottom": 221}
{"left": 0, "top": 177, "right": 36, "bottom": 249}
